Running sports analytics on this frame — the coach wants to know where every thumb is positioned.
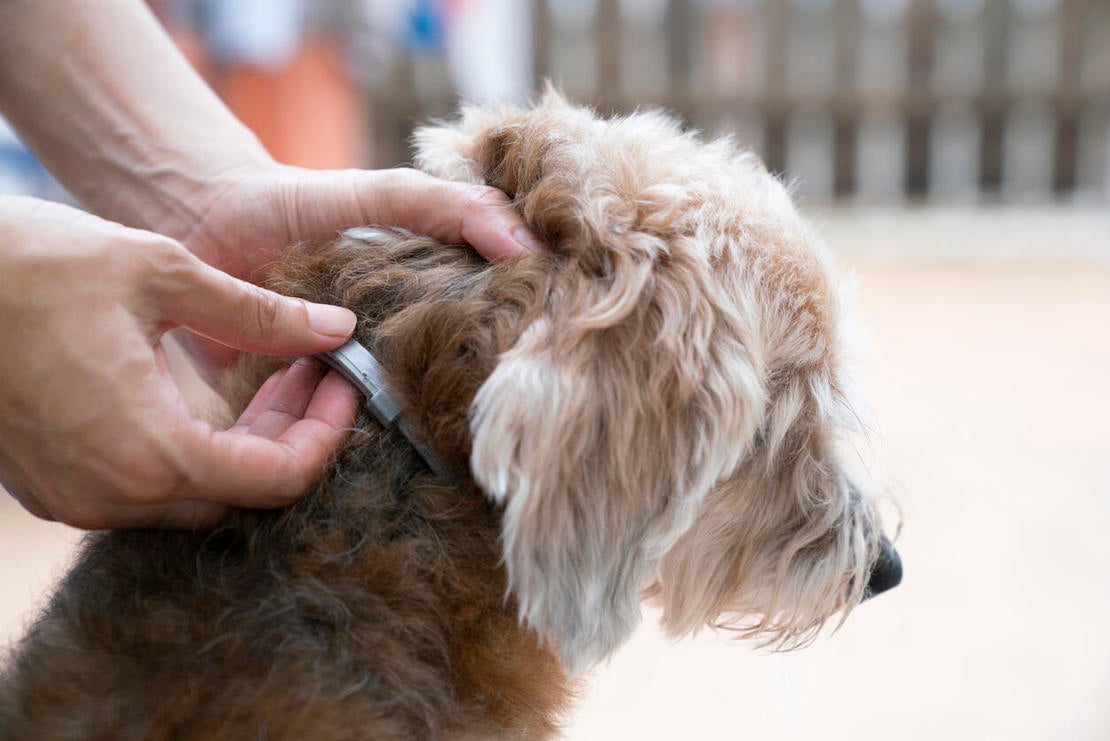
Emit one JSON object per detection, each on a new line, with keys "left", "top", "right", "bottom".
{"left": 153, "top": 253, "right": 355, "bottom": 356}
{"left": 286, "top": 167, "right": 542, "bottom": 262}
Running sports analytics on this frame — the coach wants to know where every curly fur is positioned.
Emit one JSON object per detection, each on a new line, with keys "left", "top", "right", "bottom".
{"left": 416, "top": 90, "right": 890, "bottom": 668}
{"left": 0, "top": 91, "right": 893, "bottom": 738}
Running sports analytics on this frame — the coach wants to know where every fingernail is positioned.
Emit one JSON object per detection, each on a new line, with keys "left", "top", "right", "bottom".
{"left": 305, "top": 302, "right": 356, "bottom": 338}
{"left": 512, "top": 225, "right": 544, "bottom": 255}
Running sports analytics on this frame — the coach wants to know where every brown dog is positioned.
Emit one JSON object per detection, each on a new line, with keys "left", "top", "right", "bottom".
{"left": 0, "top": 92, "right": 899, "bottom": 739}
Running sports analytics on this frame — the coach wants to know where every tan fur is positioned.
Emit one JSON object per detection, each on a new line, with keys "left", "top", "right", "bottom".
{"left": 0, "top": 92, "right": 891, "bottom": 738}
{"left": 418, "top": 90, "right": 888, "bottom": 670}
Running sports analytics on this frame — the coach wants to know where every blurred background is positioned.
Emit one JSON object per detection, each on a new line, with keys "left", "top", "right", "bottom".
{"left": 5, "top": 0, "right": 1105, "bottom": 202}
{"left": 1, "top": 1, "right": 1108, "bottom": 739}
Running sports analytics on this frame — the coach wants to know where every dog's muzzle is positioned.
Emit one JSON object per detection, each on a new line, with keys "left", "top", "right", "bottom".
{"left": 864, "top": 536, "right": 903, "bottom": 599}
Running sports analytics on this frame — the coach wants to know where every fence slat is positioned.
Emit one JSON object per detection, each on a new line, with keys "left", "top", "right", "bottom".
{"left": 666, "top": 0, "right": 694, "bottom": 121}
{"left": 533, "top": 0, "right": 551, "bottom": 89}
{"left": 368, "top": 56, "right": 420, "bottom": 169}
{"left": 365, "top": 0, "right": 1103, "bottom": 201}
{"left": 833, "top": 0, "right": 860, "bottom": 197}
{"left": 764, "top": 0, "right": 789, "bottom": 174}
{"left": 906, "top": 0, "right": 937, "bottom": 196}
{"left": 597, "top": 0, "right": 621, "bottom": 109}
{"left": 1054, "top": 0, "right": 1087, "bottom": 193}
{"left": 980, "top": 0, "right": 1011, "bottom": 192}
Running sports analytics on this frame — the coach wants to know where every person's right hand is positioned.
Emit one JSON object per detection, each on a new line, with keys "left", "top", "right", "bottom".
{"left": 0, "top": 196, "right": 359, "bottom": 529}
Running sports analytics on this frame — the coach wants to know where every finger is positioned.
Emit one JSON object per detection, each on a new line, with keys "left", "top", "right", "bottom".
{"left": 0, "top": 458, "right": 56, "bottom": 520}
{"left": 3, "top": 481, "right": 55, "bottom": 522}
{"left": 349, "top": 169, "right": 543, "bottom": 261}
{"left": 169, "top": 328, "right": 242, "bottom": 379}
{"left": 175, "top": 371, "right": 357, "bottom": 508}
{"left": 458, "top": 186, "right": 544, "bottom": 261}
{"left": 232, "top": 358, "right": 325, "bottom": 440}
{"left": 20, "top": 477, "right": 229, "bottom": 531}
{"left": 227, "top": 364, "right": 292, "bottom": 431}
{"left": 300, "top": 369, "right": 361, "bottom": 437}
{"left": 151, "top": 251, "right": 356, "bottom": 356}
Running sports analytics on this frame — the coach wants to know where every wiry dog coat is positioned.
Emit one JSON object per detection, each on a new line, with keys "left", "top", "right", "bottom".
{"left": 0, "top": 92, "right": 897, "bottom": 739}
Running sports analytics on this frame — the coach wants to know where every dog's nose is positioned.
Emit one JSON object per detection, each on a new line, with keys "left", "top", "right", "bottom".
{"left": 864, "top": 536, "right": 902, "bottom": 599}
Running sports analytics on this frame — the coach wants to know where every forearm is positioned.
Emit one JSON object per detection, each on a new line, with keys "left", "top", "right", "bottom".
{"left": 0, "top": 0, "right": 272, "bottom": 237}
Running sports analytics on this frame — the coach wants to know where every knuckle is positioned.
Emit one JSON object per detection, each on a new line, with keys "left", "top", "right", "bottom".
{"left": 153, "top": 241, "right": 200, "bottom": 284}
{"left": 59, "top": 501, "right": 113, "bottom": 530}
{"left": 26, "top": 476, "right": 116, "bottom": 529}
{"left": 469, "top": 185, "right": 510, "bottom": 209}
{"left": 392, "top": 167, "right": 424, "bottom": 184}
{"left": 241, "top": 285, "right": 286, "bottom": 340}
{"left": 378, "top": 167, "right": 424, "bottom": 197}
{"left": 393, "top": 168, "right": 436, "bottom": 200}
{"left": 113, "top": 441, "right": 194, "bottom": 507}
{"left": 125, "top": 231, "right": 186, "bottom": 265}
{"left": 138, "top": 467, "right": 189, "bottom": 506}
{"left": 130, "top": 237, "right": 200, "bottom": 300}
{"left": 5, "top": 484, "right": 56, "bottom": 522}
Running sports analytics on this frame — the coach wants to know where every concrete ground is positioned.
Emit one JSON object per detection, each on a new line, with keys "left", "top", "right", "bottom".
{"left": 2, "top": 207, "right": 1108, "bottom": 739}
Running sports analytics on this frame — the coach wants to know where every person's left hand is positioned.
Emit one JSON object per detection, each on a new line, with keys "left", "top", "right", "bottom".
{"left": 157, "top": 163, "right": 542, "bottom": 378}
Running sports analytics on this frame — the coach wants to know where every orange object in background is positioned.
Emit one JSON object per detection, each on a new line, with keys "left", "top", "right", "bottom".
{"left": 219, "top": 38, "right": 365, "bottom": 170}
{"left": 154, "top": 2, "right": 365, "bottom": 170}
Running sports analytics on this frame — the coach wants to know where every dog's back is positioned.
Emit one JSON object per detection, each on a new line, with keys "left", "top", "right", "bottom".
{"left": 0, "top": 236, "right": 571, "bottom": 740}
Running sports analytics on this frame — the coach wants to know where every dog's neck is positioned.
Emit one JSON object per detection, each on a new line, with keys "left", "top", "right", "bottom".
{"left": 317, "top": 339, "right": 453, "bottom": 481}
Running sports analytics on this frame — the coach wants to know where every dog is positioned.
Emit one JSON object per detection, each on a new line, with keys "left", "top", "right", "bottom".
{"left": 0, "top": 91, "right": 900, "bottom": 739}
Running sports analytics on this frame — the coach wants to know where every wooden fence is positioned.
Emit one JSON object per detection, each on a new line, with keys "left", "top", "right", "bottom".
{"left": 367, "top": 0, "right": 1110, "bottom": 202}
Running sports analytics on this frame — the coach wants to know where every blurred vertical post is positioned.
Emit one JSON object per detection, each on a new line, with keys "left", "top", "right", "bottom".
{"left": 597, "top": 0, "right": 621, "bottom": 110}
{"left": 1054, "top": 0, "right": 1087, "bottom": 194}
{"left": 367, "top": 52, "right": 418, "bottom": 169}
{"left": 764, "top": 0, "right": 789, "bottom": 175}
{"left": 980, "top": 0, "right": 1011, "bottom": 193}
{"left": 532, "top": 0, "right": 551, "bottom": 90}
{"left": 833, "top": 0, "right": 860, "bottom": 198}
{"left": 666, "top": 0, "right": 694, "bottom": 122}
{"left": 905, "top": 0, "right": 936, "bottom": 196}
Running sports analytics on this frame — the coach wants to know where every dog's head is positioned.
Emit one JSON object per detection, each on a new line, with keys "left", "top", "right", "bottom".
{"left": 273, "top": 91, "right": 899, "bottom": 675}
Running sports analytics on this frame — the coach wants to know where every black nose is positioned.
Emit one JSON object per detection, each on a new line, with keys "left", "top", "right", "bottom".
{"left": 864, "top": 536, "right": 902, "bottom": 599}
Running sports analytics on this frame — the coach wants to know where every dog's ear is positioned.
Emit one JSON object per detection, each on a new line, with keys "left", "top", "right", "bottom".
{"left": 412, "top": 86, "right": 573, "bottom": 194}
{"left": 653, "top": 368, "right": 880, "bottom": 646}
{"left": 468, "top": 239, "right": 766, "bottom": 674}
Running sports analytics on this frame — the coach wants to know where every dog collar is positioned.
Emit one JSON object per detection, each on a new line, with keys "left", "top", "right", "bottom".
{"left": 316, "top": 339, "right": 452, "bottom": 481}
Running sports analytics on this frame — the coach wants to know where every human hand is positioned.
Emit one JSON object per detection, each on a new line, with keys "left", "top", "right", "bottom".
{"left": 0, "top": 196, "right": 359, "bottom": 529}
{"left": 156, "top": 164, "right": 542, "bottom": 375}
{"left": 0, "top": 0, "right": 539, "bottom": 378}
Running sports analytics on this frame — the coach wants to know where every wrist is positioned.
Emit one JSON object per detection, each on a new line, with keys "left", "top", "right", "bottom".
{"left": 0, "top": 0, "right": 276, "bottom": 248}
{"left": 131, "top": 151, "right": 279, "bottom": 251}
